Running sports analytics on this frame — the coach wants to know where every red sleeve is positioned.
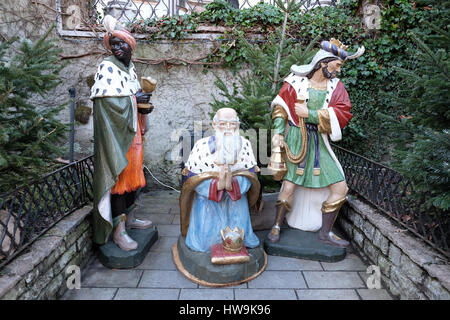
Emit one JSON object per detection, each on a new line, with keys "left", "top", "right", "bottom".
{"left": 278, "top": 82, "right": 299, "bottom": 126}
{"left": 328, "top": 81, "right": 353, "bottom": 129}
{"left": 208, "top": 178, "right": 224, "bottom": 202}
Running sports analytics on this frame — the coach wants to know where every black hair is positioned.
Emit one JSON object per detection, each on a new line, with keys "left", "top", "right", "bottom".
{"left": 306, "top": 57, "right": 339, "bottom": 79}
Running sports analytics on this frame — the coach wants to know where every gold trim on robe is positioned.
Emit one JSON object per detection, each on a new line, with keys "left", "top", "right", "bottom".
{"left": 179, "top": 170, "right": 261, "bottom": 237}
{"left": 317, "top": 109, "right": 332, "bottom": 134}
{"left": 272, "top": 105, "right": 288, "bottom": 123}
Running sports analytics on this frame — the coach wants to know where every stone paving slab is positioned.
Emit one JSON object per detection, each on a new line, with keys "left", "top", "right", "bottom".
{"left": 62, "top": 288, "right": 118, "bottom": 300}
{"left": 157, "top": 225, "right": 181, "bottom": 237}
{"left": 179, "top": 288, "right": 234, "bottom": 300}
{"left": 234, "top": 289, "right": 297, "bottom": 300}
{"left": 172, "top": 215, "right": 181, "bottom": 224}
{"left": 82, "top": 269, "right": 143, "bottom": 288}
{"left": 296, "top": 289, "right": 359, "bottom": 300}
{"left": 114, "top": 288, "right": 180, "bottom": 300}
{"left": 150, "top": 236, "right": 178, "bottom": 252}
{"left": 134, "top": 213, "right": 174, "bottom": 225}
{"left": 137, "top": 249, "right": 177, "bottom": 270}
{"left": 303, "top": 271, "right": 366, "bottom": 289}
{"left": 247, "top": 271, "right": 307, "bottom": 289}
{"left": 138, "top": 270, "right": 198, "bottom": 289}
{"left": 321, "top": 254, "right": 369, "bottom": 271}
{"left": 266, "top": 255, "right": 323, "bottom": 271}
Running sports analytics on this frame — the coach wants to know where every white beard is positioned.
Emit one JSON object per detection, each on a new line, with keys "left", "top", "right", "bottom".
{"left": 215, "top": 128, "right": 242, "bottom": 165}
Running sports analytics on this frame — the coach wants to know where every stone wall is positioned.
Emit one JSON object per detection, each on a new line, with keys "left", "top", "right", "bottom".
{"left": 0, "top": 206, "right": 93, "bottom": 300}
{"left": 338, "top": 196, "right": 450, "bottom": 300}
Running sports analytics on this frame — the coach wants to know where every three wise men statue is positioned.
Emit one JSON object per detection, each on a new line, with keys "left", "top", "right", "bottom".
{"left": 268, "top": 39, "right": 364, "bottom": 247}
{"left": 179, "top": 108, "right": 261, "bottom": 254}
{"left": 90, "top": 15, "right": 155, "bottom": 251}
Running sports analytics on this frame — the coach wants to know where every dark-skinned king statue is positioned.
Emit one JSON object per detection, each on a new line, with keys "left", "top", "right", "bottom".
{"left": 90, "top": 15, "right": 158, "bottom": 268}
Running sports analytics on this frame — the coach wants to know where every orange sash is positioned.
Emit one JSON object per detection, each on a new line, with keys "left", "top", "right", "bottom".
{"left": 110, "top": 104, "right": 146, "bottom": 195}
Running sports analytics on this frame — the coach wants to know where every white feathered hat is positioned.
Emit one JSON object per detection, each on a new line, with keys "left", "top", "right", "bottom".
{"left": 291, "top": 38, "right": 365, "bottom": 76}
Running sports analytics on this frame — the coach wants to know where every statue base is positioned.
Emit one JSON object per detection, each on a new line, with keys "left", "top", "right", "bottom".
{"left": 172, "top": 236, "right": 267, "bottom": 287}
{"left": 98, "top": 226, "right": 158, "bottom": 269}
{"left": 257, "top": 227, "right": 346, "bottom": 262}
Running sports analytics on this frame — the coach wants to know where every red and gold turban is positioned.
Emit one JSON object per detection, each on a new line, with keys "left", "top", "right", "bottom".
{"left": 103, "top": 15, "right": 136, "bottom": 52}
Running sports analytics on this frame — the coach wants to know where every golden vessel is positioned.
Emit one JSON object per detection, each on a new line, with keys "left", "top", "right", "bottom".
{"left": 137, "top": 77, "right": 157, "bottom": 113}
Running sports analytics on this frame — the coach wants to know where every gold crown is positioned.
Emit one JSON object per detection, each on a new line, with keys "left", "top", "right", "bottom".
{"left": 220, "top": 227, "right": 244, "bottom": 253}
{"left": 330, "top": 38, "right": 348, "bottom": 51}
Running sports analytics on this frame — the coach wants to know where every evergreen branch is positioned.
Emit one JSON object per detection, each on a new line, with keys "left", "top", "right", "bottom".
{"left": 408, "top": 31, "right": 450, "bottom": 80}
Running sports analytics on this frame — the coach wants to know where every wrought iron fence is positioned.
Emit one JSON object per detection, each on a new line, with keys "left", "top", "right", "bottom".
{"left": 0, "top": 156, "right": 94, "bottom": 269}
{"left": 85, "top": 0, "right": 338, "bottom": 24}
{"left": 333, "top": 144, "right": 449, "bottom": 258}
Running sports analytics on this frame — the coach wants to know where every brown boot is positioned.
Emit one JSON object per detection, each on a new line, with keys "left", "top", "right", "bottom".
{"left": 318, "top": 197, "right": 349, "bottom": 247}
{"left": 126, "top": 210, "right": 153, "bottom": 230}
{"left": 113, "top": 214, "right": 138, "bottom": 251}
{"left": 267, "top": 199, "right": 291, "bottom": 243}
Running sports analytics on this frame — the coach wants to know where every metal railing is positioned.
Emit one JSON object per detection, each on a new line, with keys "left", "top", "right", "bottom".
{"left": 0, "top": 156, "right": 94, "bottom": 269}
{"left": 333, "top": 144, "right": 449, "bottom": 258}
{"left": 85, "top": 0, "right": 338, "bottom": 24}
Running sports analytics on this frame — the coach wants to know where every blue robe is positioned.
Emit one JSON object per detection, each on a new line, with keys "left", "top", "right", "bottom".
{"left": 185, "top": 175, "right": 260, "bottom": 253}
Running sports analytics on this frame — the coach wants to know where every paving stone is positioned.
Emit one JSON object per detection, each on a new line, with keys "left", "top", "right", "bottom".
{"left": 234, "top": 289, "right": 297, "bottom": 300}
{"left": 296, "top": 289, "right": 359, "bottom": 300}
{"left": 157, "top": 224, "right": 181, "bottom": 237}
{"left": 303, "top": 271, "right": 365, "bottom": 289}
{"left": 266, "top": 255, "right": 322, "bottom": 271}
{"left": 357, "top": 289, "right": 393, "bottom": 300}
{"left": 169, "top": 206, "right": 180, "bottom": 214}
{"left": 134, "top": 205, "right": 171, "bottom": 215}
{"left": 150, "top": 236, "right": 178, "bottom": 252}
{"left": 358, "top": 271, "right": 370, "bottom": 286}
{"left": 114, "top": 288, "right": 180, "bottom": 300}
{"left": 82, "top": 268, "right": 143, "bottom": 288}
{"left": 61, "top": 288, "right": 117, "bottom": 300}
{"left": 134, "top": 213, "right": 174, "bottom": 225}
{"left": 138, "top": 270, "right": 197, "bottom": 288}
{"left": 172, "top": 215, "right": 181, "bottom": 224}
{"left": 198, "top": 283, "right": 247, "bottom": 289}
{"left": 247, "top": 271, "right": 307, "bottom": 289}
{"left": 179, "top": 288, "right": 234, "bottom": 300}
{"left": 321, "top": 254, "right": 368, "bottom": 271}
{"left": 138, "top": 250, "right": 176, "bottom": 270}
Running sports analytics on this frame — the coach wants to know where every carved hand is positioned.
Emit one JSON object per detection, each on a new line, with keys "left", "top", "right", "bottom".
{"left": 218, "top": 165, "right": 226, "bottom": 191}
{"left": 224, "top": 166, "right": 233, "bottom": 191}
{"left": 294, "top": 102, "right": 309, "bottom": 118}
{"left": 135, "top": 90, "right": 152, "bottom": 104}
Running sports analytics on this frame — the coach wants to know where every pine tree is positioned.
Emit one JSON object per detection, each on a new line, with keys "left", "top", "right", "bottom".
{"left": 378, "top": 20, "right": 450, "bottom": 211}
{"left": 210, "top": 1, "right": 317, "bottom": 148}
{"left": 0, "top": 25, "right": 68, "bottom": 193}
